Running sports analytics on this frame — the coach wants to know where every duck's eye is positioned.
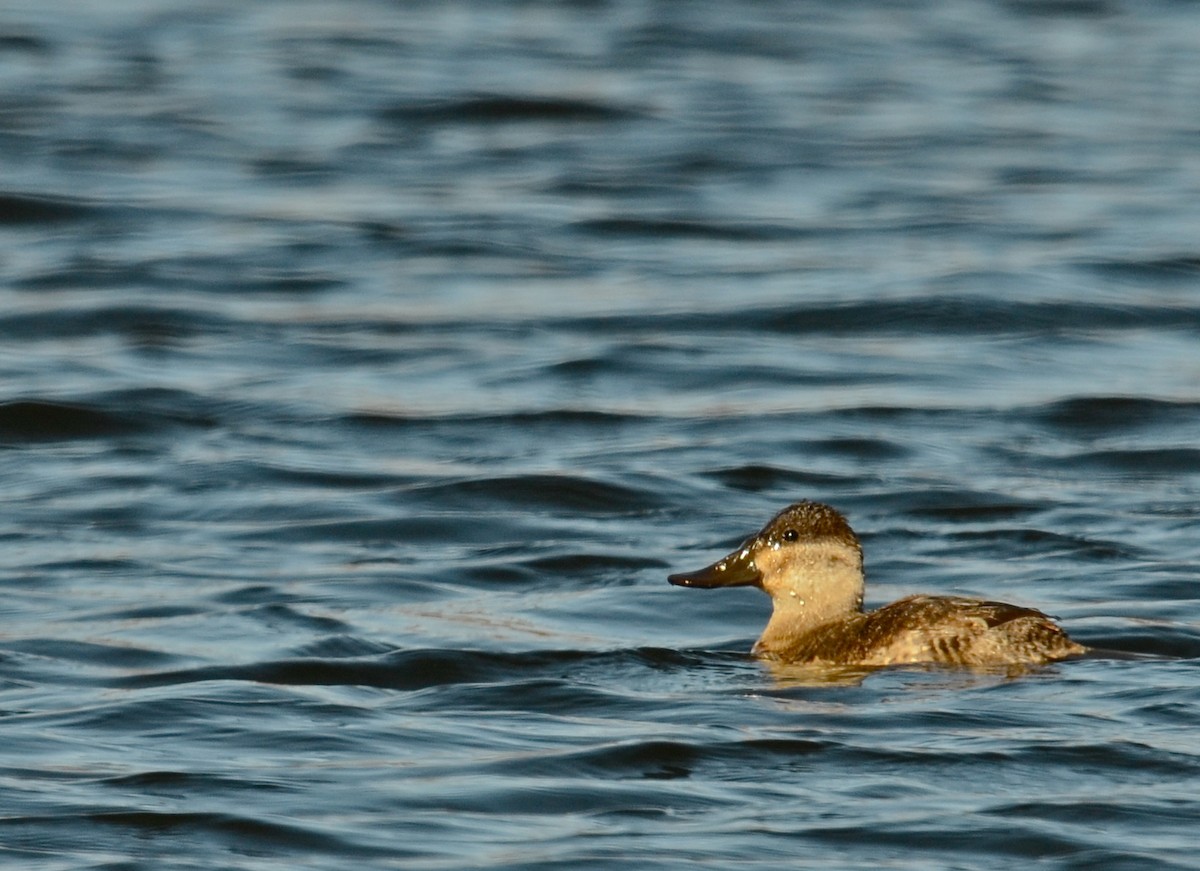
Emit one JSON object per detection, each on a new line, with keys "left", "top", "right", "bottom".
{"left": 781, "top": 529, "right": 798, "bottom": 542}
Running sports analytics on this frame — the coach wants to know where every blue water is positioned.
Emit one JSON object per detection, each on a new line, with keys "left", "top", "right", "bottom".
{"left": 3, "top": 0, "right": 1200, "bottom": 867}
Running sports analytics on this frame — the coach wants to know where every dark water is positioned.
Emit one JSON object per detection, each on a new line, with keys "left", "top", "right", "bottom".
{"left": 3, "top": 0, "right": 1200, "bottom": 867}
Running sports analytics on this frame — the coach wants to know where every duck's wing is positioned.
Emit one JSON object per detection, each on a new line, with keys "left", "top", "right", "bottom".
{"left": 876, "top": 594, "right": 1049, "bottom": 629}
{"left": 859, "top": 595, "right": 1084, "bottom": 666}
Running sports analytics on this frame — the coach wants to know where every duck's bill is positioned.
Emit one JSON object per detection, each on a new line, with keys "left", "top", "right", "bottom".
{"left": 668, "top": 546, "right": 762, "bottom": 588}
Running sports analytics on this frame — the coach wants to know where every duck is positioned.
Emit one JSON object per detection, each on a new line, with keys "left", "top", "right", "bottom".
{"left": 668, "top": 501, "right": 1086, "bottom": 667}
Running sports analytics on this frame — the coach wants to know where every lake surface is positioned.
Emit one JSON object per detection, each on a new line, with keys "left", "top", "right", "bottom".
{"left": 2, "top": 0, "right": 1200, "bottom": 868}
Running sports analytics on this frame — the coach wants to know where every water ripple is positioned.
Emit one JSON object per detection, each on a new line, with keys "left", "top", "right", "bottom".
{"left": 3, "top": 0, "right": 1200, "bottom": 868}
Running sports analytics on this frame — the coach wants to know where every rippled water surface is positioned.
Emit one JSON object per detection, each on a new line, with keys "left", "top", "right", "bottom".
{"left": 3, "top": 0, "right": 1200, "bottom": 868}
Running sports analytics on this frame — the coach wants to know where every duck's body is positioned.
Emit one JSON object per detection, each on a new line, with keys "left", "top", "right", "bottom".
{"left": 669, "top": 501, "right": 1085, "bottom": 667}
{"left": 754, "top": 593, "right": 1084, "bottom": 667}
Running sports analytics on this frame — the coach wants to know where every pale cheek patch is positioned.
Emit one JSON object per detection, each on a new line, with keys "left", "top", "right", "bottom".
{"left": 756, "top": 549, "right": 799, "bottom": 597}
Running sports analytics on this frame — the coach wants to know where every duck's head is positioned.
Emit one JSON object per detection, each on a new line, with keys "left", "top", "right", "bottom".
{"left": 669, "top": 501, "right": 865, "bottom": 619}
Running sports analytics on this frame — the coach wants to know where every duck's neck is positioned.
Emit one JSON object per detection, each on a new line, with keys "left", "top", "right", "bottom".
{"left": 753, "top": 541, "right": 865, "bottom": 654}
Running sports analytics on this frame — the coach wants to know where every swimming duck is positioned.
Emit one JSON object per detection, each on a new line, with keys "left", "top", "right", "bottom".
{"left": 669, "top": 501, "right": 1085, "bottom": 667}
